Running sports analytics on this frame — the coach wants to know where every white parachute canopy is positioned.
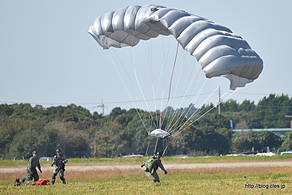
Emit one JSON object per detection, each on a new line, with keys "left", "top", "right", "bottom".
{"left": 88, "top": 4, "right": 263, "bottom": 90}
{"left": 149, "top": 129, "right": 170, "bottom": 138}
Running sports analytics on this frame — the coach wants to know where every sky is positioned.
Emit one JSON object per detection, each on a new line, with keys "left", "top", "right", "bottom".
{"left": 1, "top": 0, "right": 291, "bottom": 115}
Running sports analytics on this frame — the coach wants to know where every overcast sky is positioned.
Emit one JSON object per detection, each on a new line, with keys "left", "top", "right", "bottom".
{"left": 1, "top": 1, "right": 291, "bottom": 114}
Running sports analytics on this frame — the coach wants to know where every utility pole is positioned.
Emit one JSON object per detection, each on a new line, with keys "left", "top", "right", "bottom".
{"left": 285, "top": 115, "right": 292, "bottom": 128}
{"left": 98, "top": 99, "right": 105, "bottom": 115}
{"left": 218, "top": 87, "right": 221, "bottom": 114}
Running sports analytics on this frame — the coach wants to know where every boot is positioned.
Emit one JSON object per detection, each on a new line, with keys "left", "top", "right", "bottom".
{"left": 61, "top": 178, "right": 66, "bottom": 184}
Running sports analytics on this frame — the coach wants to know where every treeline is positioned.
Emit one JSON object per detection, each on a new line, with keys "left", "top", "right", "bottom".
{"left": 1, "top": 94, "right": 292, "bottom": 159}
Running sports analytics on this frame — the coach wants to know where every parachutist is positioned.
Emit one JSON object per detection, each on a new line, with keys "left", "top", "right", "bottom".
{"left": 150, "top": 8, "right": 159, "bottom": 12}
{"left": 88, "top": 4, "right": 263, "bottom": 155}
{"left": 22, "top": 151, "right": 42, "bottom": 183}
{"left": 51, "top": 149, "right": 68, "bottom": 184}
{"left": 141, "top": 151, "right": 168, "bottom": 182}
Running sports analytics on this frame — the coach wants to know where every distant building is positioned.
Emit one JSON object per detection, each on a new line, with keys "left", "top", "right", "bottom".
{"left": 232, "top": 115, "right": 292, "bottom": 137}
{"left": 233, "top": 128, "right": 292, "bottom": 137}
{"left": 285, "top": 115, "right": 292, "bottom": 128}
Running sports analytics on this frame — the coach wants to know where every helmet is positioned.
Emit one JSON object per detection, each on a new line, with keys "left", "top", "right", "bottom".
{"left": 56, "top": 149, "right": 62, "bottom": 153}
{"left": 156, "top": 152, "right": 162, "bottom": 156}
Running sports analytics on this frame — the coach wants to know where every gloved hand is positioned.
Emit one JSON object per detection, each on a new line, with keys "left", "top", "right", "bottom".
{"left": 164, "top": 171, "right": 168, "bottom": 174}
{"left": 51, "top": 164, "right": 53, "bottom": 167}
{"left": 40, "top": 170, "right": 43, "bottom": 173}
{"left": 140, "top": 162, "right": 145, "bottom": 168}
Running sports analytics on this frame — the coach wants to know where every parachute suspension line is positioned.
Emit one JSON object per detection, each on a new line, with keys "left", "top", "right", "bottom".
{"left": 159, "top": 42, "right": 180, "bottom": 129}
{"left": 162, "top": 145, "right": 168, "bottom": 156}
{"left": 162, "top": 137, "right": 169, "bottom": 156}
{"left": 153, "top": 137, "right": 169, "bottom": 156}
{"left": 170, "top": 77, "right": 228, "bottom": 135}
{"left": 165, "top": 60, "right": 202, "bottom": 132}
{"left": 166, "top": 42, "right": 180, "bottom": 111}
{"left": 145, "top": 141, "right": 150, "bottom": 156}
{"left": 153, "top": 137, "right": 159, "bottom": 155}
{"left": 168, "top": 83, "right": 217, "bottom": 135}
{"left": 129, "top": 46, "right": 159, "bottom": 130}
{"left": 165, "top": 58, "right": 207, "bottom": 134}
{"left": 145, "top": 40, "right": 161, "bottom": 130}
{"left": 220, "top": 86, "right": 240, "bottom": 101}
{"left": 138, "top": 40, "right": 162, "bottom": 131}
{"left": 109, "top": 50, "right": 149, "bottom": 134}
{"left": 172, "top": 87, "right": 240, "bottom": 137}
{"left": 130, "top": 47, "right": 148, "bottom": 110}
{"left": 164, "top": 51, "right": 188, "bottom": 131}
{"left": 167, "top": 79, "right": 209, "bottom": 134}
{"left": 158, "top": 38, "right": 171, "bottom": 132}
{"left": 152, "top": 83, "right": 160, "bottom": 129}
{"left": 186, "top": 89, "right": 234, "bottom": 127}
{"left": 157, "top": 37, "right": 173, "bottom": 130}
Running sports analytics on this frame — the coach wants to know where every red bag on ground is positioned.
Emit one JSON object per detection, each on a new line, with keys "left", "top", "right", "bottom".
{"left": 35, "top": 179, "right": 50, "bottom": 185}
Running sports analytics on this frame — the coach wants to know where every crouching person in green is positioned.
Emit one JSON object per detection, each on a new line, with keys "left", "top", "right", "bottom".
{"left": 22, "top": 151, "right": 42, "bottom": 183}
{"left": 51, "top": 149, "right": 68, "bottom": 184}
{"left": 141, "top": 152, "right": 168, "bottom": 182}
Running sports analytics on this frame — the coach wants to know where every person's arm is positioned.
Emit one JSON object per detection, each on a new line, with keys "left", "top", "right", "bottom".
{"left": 27, "top": 157, "right": 33, "bottom": 172}
{"left": 51, "top": 156, "right": 56, "bottom": 166}
{"left": 37, "top": 160, "right": 42, "bottom": 173}
{"left": 62, "top": 155, "right": 68, "bottom": 164}
{"left": 158, "top": 162, "right": 168, "bottom": 174}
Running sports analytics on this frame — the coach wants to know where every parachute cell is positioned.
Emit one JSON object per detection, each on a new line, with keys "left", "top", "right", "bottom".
{"left": 88, "top": 4, "right": 263, "bottom": 90}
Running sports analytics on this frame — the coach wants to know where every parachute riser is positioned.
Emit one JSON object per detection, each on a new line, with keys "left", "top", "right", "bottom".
{"left": 153, "top": 136, "right": 170, "bottom": 157}
{"left": 162, "top": 145, "right": 168, "bottom": 157}
{"left": 153, "top": 137, "right": 159, "bottom": 155}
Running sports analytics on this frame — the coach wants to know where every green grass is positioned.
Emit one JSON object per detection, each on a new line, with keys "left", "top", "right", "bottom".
{"left": 1, "top": 167, "right": 292, "bottom": 195}
{"left": 1, "top": 156, "right": 292, "bottom": 194}
{"left": 1, "top": 155, "right": 292, "bottom": 167}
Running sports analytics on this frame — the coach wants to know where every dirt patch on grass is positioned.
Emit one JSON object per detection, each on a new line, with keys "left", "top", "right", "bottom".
{"left": 170, "top": 166, "right": 292, "bottom": 174}
{"left": 2, "top": 166, "right": 292, "bottom": 181}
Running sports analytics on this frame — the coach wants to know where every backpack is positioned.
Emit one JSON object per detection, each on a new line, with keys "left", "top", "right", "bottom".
{"left": 143, "top": 157, "right": 161, "bottom": 174}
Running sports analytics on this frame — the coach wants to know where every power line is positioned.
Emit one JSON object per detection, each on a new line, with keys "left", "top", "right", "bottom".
{"left": 1, "top": 92, "right": 292, "bottom": 107}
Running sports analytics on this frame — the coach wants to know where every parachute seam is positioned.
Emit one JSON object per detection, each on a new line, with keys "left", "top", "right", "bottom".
{"left": 179, "top": 20, "right": 213, "bottom": 49}
{"left": 170, "top": 16, "right": 204, "bottom": 39}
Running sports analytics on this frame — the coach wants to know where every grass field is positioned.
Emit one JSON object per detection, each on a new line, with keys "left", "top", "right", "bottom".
{"left": 1, "top": 156, "right": 292, "bottom": 194}
{"left": 1, "top": 167, "right": 292, "bottom": 194}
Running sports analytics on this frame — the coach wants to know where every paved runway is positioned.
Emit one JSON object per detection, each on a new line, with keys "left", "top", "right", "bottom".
{"left": 1, "top": 161, "right": 292, "bottom": 173}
